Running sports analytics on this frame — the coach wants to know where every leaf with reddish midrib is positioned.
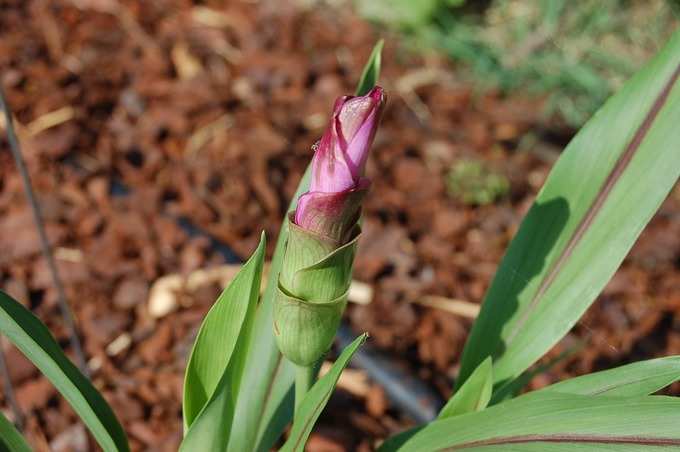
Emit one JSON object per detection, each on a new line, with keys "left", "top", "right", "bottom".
{"left": 378, "top": 394, "right": 680, "bottom": 451}
{"left": 457, "top": 30, "right": 680, "bottom": 390}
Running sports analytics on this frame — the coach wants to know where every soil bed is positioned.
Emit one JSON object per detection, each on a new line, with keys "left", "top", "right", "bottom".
{"left": 1, "top": 1, "right": 679, "bottom": 451}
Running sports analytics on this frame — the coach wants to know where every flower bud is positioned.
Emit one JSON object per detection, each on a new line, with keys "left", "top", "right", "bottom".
{"left": 274, "top": 87, "right": 385, "bottom": 366}
{"left": 295, "top": 86, "right": 385, "bottom": 243}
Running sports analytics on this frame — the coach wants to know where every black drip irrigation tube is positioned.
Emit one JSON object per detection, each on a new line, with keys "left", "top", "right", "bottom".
{"left": 1, "top": 86, "right": 443, "bottom": 428}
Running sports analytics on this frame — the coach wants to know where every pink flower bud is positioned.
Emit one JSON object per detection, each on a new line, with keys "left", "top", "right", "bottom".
{"left": 295, "top": 86, "right": 385, "bottom": 242}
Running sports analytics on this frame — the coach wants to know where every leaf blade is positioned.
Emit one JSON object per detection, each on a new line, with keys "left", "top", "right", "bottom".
{"left": 458, "top": 30, "right": 680, "bottom": 389}
{"left": 356, "top": 40, "right": 384, "bottom": 96}
{"left": 226, "top": 168, "right": 310, "bottom": 452}
{"left": 281, "top": 333, "right": 368, "bottom": 452}
{"left": 380, "top": 393, "right": 680, "bottom": 451}
{"left": 539, "top": 356, "right": 680, "bottom": 397}
{"left": 180, "top": 235, "right": 266, "bottom": 450}
{"left": 0, "top": 291, "right": 129, "bottom": 452}
{"left": 0, "top": 412, "right": 31, "bottom": 452}
{"left": 438, "top": 357, "right": 492, "bottom": 419}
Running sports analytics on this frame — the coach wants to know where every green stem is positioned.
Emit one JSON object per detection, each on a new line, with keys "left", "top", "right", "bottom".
{"left": 294, "top": 364, "right": 316, "bottom": 416}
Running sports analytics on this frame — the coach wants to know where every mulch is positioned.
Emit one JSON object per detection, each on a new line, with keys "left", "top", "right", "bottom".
{"left": 1, "top": 1, "right": 679, "bottom": 451}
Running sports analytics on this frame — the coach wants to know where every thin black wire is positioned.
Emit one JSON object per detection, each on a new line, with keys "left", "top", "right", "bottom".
{"left": 0, "top": 85, "right": 89, "bottom": 376}
{"left": 0, "top": 344, "right": 23, "bottom": 429}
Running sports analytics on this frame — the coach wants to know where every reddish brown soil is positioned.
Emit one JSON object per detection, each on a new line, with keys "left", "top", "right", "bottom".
{"left": 1, "top": 1, "right": 679, "bottom": 451}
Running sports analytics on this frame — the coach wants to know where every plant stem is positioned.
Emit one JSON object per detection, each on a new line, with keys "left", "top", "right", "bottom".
{"left": 294, "top": 364, "right": 316, "bottom": 416}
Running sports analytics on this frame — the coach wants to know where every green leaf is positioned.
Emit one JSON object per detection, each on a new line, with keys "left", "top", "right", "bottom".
{"left": 226, "top": 168, "right": 309, "bottom": 452}
{"left": 356, "top": 40, "right": 384, "bottom": 96}
{"left": 457, "top": 30, "right": 680, "bottom": 390}
{"left": 380, "top": 393, "right": 680, "bottom": 451}
{"left": 0, "top": 412, "right": 31, "bottom": 452}
{"left": 281, "top": 334, "right": 367, "bottom": 452}
{"left": 0, "top": 291, "right": 129, "bottom": 452}
{"left": 539, "top": 356, "right": 680, "bottom": 397}
{"left": 439, "top": 357, "right": 492, "bottom": 419}
{"left": 180, "top": 235, "right": 266, "bottom": 450}
{"left": 491, "top": 344, "right": 581, "bottom": 404}
{"left": 227, "top": 41, "right": 384, "bottom": 452}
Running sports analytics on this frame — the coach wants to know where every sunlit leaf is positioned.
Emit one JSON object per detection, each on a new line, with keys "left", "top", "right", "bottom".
{"left": 458, "top": 30, "right": 680, "bottom": 390}
{"left": 439, "top": 357, "right": 492, "bottom": 419}
{"left": 180, "top": 235, "right": 266, "bottom": 450}
{"left": 0, "top": 291, "right": 129, "bottom": 452}
{"left": 539, "top": 356, "right": 680, "bottom": 397}
{"left": 491, "top": 344, "right": 580, "bottom": 404}
{"left": 380, "top": 393, "right": 680, "bottom": 451}
{"left": 356, "top": 40, "right": 384, "bottom": 96}
{"left": 281, "top": 334, "right": 367, "bottom": 452}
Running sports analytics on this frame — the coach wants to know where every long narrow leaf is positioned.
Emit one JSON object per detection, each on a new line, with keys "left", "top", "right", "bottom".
{"left": 281, "top": 334, "right": 368, "bottom": 452}
{"left": 227, "top": 40, "right": 384, "bottom": 452}
{"left": 438, "top": 357, "right": 492, "bottom": 419}
{"left": 380, "top": 393, "right": 680, "bottom": 451}
{"left": 356, "top": 39, "right": 383, "bottom": 96}
{"left": 183, "top": 234, "right": 266, "bottom": 430}
{"left": 491, "top": 344, "right": 581, "bottom": 404}
{"left": 539, "top": 356, "right": 680, "bottom": 397}
{"left": 180, "top": 235, "right": 266, "bottom": 450}
{"left": 458, "top": 30, "right": 680, "bottom": 389}
{"left": 0, "top": 291, "right": 129, "bottom": 452}
{"left": 226, "top": 168, "right": 309, "bottom": 452}
{"left": 0, "top": 412, "right": 31, "bottom": 452}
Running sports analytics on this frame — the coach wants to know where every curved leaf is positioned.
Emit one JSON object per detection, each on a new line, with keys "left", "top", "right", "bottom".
{"left": 181, "top": 235, "right": 266, "bottom": 450}
{"left": 0, "top": 291, "right": 129, "bottom": 452}
{"left": 458, "top": 30, "right": 680, "bottom": 389}
{"left": 439, "top": 357, "right": 492, "bottom": 419}
{"left": 540, "top": 356, "right": 680, "bottom": 397}
{"left": 0, "top": 412, "right": 31, "bottom": 452}
{"left": 380, "top": 393, "right": 680, "bottom": 451}
{"left": 281, "top": 333, "right": 367, "bottom": 452}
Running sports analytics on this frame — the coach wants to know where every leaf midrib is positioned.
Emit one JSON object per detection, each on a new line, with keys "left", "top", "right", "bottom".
{"left": 442, "top": 433, "right": 680, "bottom": 450}
{"left": 504, "top": 61, "right": 680, "bottom": 346}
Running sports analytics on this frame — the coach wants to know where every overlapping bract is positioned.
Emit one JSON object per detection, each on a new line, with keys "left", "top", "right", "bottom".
{"left": 274, "top": 86, "right": 385, "bottom": 366}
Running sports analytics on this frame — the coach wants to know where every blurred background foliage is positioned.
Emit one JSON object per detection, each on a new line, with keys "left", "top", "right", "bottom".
{"left": 355, "top": 0, "right": 679, "bottom": 127}
{"left": 446, "top": 159, "right": 510, "bottom": 205}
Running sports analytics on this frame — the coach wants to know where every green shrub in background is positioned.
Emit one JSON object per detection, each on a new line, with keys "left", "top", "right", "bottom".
{"left": 446, "top": 159, "right": 510, "bottom": 205}
{"left": 357, "top": 0, "right": 679, "bottom": 127}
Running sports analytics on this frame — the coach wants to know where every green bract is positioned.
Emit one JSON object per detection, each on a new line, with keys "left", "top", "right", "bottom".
{"left": 274, "top": 214, "right": 360, "bottom": 366}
